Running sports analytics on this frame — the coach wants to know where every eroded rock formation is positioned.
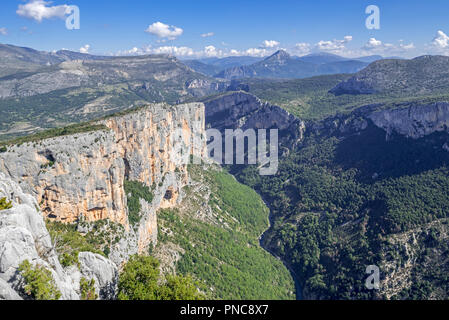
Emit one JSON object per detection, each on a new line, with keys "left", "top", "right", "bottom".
{"left": 0, "top": 171, "right": 117, "bottom": 300}
{"left": 0, "top": 102, "right": 207, "bottom": 260}
{"left": 204, "top": 91, "right": 305, "bottom": 149}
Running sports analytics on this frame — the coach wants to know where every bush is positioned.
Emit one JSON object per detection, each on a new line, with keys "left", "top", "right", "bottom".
{"left": 124, "top": 180, "right": 154, "bottom": 226}
{"left": 159, "top": 275, "right": 204, "bottom": 300}
{"left": 46, "top": 221, "right": 106, "bottom": 267}
{"left": 18, "top": 260, "right": 61, "bottom": 300}
{"left": 118, "top": 255, "right": 203, "bottom": 301}
{"left": 80, "top": 278, "right": 98, "bottom": 300}
{"left": 0, "top": 197, "right": 12, "bottom": 211}
{"left": 118, "top": 255, "right": 160, "bottom": 300}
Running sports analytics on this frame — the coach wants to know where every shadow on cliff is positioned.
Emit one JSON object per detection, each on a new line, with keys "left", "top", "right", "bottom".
{"left": 334, "top": 124, "right": 449, "bottom": 183}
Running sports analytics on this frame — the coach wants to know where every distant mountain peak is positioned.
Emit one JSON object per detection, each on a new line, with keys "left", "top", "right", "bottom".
{"left": 266, "top": 50, "right": 291, "bottom": 61}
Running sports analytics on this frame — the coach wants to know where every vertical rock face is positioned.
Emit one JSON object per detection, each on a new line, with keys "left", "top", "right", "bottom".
{"left": 367, "top": 102, "right": 449, "bottom": 139}
{"left": 0, "top": 102, "right": 207, "bottom": 257}
{"left": 0, "top": 172, "right": 121, "bottom": 300}
{"left": 204, "top": 91, "right": 305, "bottom": 148}
{"left": 0, "top": 172, "right": 78, "bottom": 300}
{"left": 78, "top": 252, "right": 118, "bottom": 300}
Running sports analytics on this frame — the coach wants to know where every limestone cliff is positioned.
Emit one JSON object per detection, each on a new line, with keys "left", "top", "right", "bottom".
{"left": 0, "top": 102, "right": 207, "bottom": 262}
{"left": 367, "top": 102, "right": 449, "bottom": 140}
{"left": 0, "top": 172, "right": 118, "bottom": 300}
{"left": 310, "top": 101, "right": 449, "bottom": 143}
{"left": 203, "top": 91, "right": 305, "bottom": 150}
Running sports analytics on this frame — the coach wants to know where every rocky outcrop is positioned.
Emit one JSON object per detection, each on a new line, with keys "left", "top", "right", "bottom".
{"left": 368, "top": 102, "right": 449, "bottom": 140}
{"left": 0, "top": 172, "right": 121, "bottom": 300}
{"left": 78, "top": 252, "right": 118, "bottom": 300}
{"left": 0, "top": 278, "right": 22, "bottom": 300}
{"left": 0, "top": 172, "right": 78, "bottom": 299}
{"left": 0, "top": 102, "right": 207, "bottom": 262}
{"left": 310, "top": 101, "right": 449, "bottom": 142}
{"left": 204, "top": 91, "right": 305, "bottom": 149}
{"left": 185, "top": 79, "right": 228, "bottom": 98}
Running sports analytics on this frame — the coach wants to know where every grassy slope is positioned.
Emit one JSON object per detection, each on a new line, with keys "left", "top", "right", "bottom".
{"left": 156, "top": 165, "right": 295, "bottom": 300}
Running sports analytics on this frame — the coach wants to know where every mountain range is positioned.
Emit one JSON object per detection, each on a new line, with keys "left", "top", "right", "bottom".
{"left": 0, "top": 43, "right": 227, "bottom": 139}
{"left": 330, "top": 55, "right": 449, "bottom": 95}
{"left": 186, "top": 51, "right": 388, "bottom": 79}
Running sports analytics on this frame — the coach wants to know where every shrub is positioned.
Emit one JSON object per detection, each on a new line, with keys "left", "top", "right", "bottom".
{"left": 18, "top": 260, "right": 61, "bottom": 300}
{"left": 158, "top": 275, "right": 205, "bottom": 300}
{"left": 46, "top": 221, "right": 105, "bottom": 267}
{"left": 124, "top": 180, "right": 154, "bottom": 226}
{"left": 118, "top": 255, "right": 203, "bottom": 301}
{"left": 59, "top": 252, "right": 79, "bottom": 268}
{"left": 0, "top": 146, "right": 7, "bottom": 153}
{"left": 80, "top": 278, "right": 98, "bottom": 300}
{"left": 40, "top": 160, "right": 55, "bottom": 169}
{"left": 118, "top": 255, "right": 160, "bottom": 300}
{"left": 0, "top": 197, "right": 12, "bottom": 211}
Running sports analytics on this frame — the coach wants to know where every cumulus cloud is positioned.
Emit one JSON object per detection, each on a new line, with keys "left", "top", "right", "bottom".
{"left": 204, "top": 45, "right": 224, "bottom": 57}
{"left": 0, "top": 28, "right": 7, "bottom": 36}
{"left": 16, "top": 0, "right": 69, "bottom": 22}
{"left": 293, "top": 42, "right": 311, "bottom": 56}
{"left": 145, "top": 22, "right": 183, "bottom": 40}
{"left": 117, "top": 44, "right": 273, "bottom": 59}
{"left": 79, "top": 44, "right": 90, "bottom": 54}
{"left": 433, "top": 30, "right": 449, "bottom": 49}
{"left": 315, "top": 35, "right": 353, "bottom": 54}
{"left": 118, "top": 45, "right": 195, "bottom": 57}
{"left": 261, "top": 40, "right": 280, "bottom": 48}
{"left": 363, "top": 37, "right": 414, "bottom": 55}
{"left": 398, "top": 41, "right": 415, "bottom": 51}
{"left": 364, "top": 37, "right": 382, "bottom": 49}
{"left": 243, "top": 48, "right": 271, "bottom": 57}
{"left": 201, "top": 32, "right": 214, "bottom": 38}
{"left": 152, "top": 46, "right": 195, "bottom": 56}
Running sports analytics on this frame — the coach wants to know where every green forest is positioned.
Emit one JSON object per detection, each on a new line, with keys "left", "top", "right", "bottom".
{"left": 156, "top": 165, "right": 295, "bottom": 300}
{"left": 232, "top": 123, "right": 449, "bottom": 300}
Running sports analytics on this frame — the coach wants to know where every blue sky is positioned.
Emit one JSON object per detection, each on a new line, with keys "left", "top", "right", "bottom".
{"left": 1, "top": 0, "right": 449, "bottom": 58}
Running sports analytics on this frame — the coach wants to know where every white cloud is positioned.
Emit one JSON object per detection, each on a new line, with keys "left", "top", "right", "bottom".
{"left": 243, "top": 48, "right": 271, "bottom": 57}
{"left": 145, "top": 22, "right": 183, "bottom": 40}
{"left": 315, "top": 35, "right": 353, "bottom": 54}
{"left": 79, "top": 44, "right": 90, "bottom": 54}
{"left": 125, "top": 47, "right": 140, "bottom": 55}
{"left": 203, "top": 45, "right": 223, "bottom": 57}
{"left": 363, "top": 38, "right": 414, "bottom": 55}
{"left": 293, "top": 42, "right": 311, "bottom": 56}
{"left": 398, "top": 41, "right": 415, "bottom": 51}
{"left": 0, "top": 28, "right": 7, "bottom": 36}
{"left": 261, "top": 40, "right": 280, "bottom": 48}
{"left": 433, "top": 30, "right": 449, "bottom": 49}
{"left": 118, "top": 45, "right": 195, "bottom": 57}
{"left": 201, "top": 32, "right": 214, "bottom": 38}
{"left": 117, "top": 44, "right": 271, "bottom": 58}
{"left": 364, "top": 37, "right": 383, "bottom": 49}
{"left": 152, "top": 46, "right": 195, "bottom": 56}
{"left": 16, "top": 0, "right": 68, "bottom": 22}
